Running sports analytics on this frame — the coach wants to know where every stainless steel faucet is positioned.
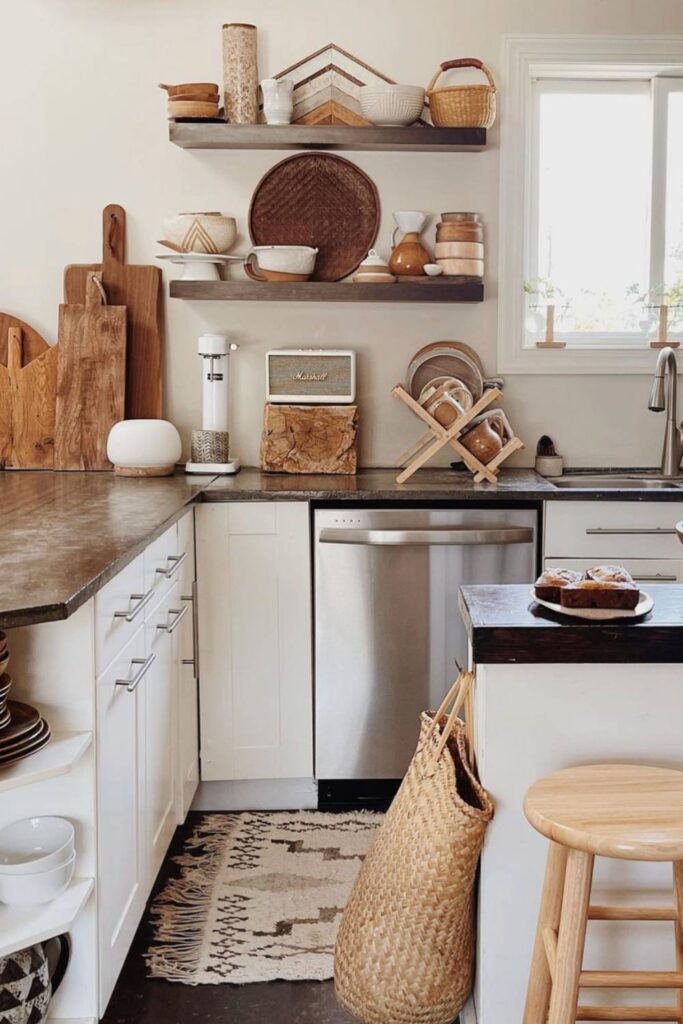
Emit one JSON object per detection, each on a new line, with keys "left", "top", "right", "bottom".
{"left": 648, "top": 346, "right": 683, "bottom": 477}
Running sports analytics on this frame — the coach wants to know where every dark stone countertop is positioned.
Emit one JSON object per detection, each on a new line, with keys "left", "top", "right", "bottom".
{"left": 0, "top": 471, "right": 214, "bottom": 629}
{"left": 204, "top": 467, "right": 683, "bottom": 502}
{"left": 459, "top": 584, "right": 683, "bottom": 664}
{"left": 204, "top": 467, "right": 554, "bottom": 501}
{"left": 1, "top": 466, "right": 682, "bottom": 631}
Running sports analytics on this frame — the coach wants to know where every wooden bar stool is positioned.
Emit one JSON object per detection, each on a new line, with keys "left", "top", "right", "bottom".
{"left": 523, "top": 764, "right": 683, "bottom": 1024}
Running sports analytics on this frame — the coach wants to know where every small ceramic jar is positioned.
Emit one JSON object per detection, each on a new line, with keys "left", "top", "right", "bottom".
{"left": 107, "top": 420, "right": 182, "bottom": 477}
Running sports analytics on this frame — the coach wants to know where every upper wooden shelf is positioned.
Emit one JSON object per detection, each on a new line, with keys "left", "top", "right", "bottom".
{"left": 169, "top": 278, "right": 484, "bottom": 303}
{"left": 168, "top": 122, "right": 487, "bottom": 152}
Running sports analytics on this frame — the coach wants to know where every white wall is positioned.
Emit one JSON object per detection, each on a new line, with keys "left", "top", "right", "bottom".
{"left": 2, "top": 0, "right": 682, "bottom": 469}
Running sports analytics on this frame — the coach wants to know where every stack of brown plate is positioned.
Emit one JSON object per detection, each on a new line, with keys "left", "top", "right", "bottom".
{"left": 159, "top": 82, "right": 222, "bottom": 120}
{"left": 0, "top": 636, "right": 51, "bottom": 769}
{"left": 434, "top": 213, "right": 484, "bottom": 278}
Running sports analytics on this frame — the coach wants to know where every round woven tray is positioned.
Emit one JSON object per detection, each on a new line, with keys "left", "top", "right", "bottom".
{"left": 249, "top": 153, "right": 380, "bottom": 282}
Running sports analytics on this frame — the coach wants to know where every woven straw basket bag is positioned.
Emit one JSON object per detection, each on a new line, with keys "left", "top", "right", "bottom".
{"left": 335, "top": 672, "right": 493, "bottom": 1024}
{"left": 426, "top": 58, "right": 497, "bottom": 129}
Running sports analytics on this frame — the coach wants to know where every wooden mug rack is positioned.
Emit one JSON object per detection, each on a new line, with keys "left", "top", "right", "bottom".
{"left": 392, "top": 384, "right": 524, "bottom": 484}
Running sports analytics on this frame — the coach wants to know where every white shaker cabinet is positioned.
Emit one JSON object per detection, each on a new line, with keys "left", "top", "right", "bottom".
{"left": 196, "top": 502, "right": 313, "bottom": 782}
{"left": 176, "top": 510, "right": 199, "bottom": 819}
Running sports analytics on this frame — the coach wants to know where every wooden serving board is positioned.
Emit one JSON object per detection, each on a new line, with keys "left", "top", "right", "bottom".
{"left": 0, "top": 317, "right": 57, "bottom": 469}
{"left": 63, "top": 204, "right": 162, "bottom": 419}
{"left": 55, "top": 274, "right": 126, "bottom": 470}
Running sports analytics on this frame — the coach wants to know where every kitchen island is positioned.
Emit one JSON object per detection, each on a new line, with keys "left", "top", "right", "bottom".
{"left": 460, "top": 584, "right": 683, "bottom": 1024}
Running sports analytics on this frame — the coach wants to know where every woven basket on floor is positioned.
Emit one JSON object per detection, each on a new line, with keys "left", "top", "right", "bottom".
{"left": 335, "top": 672, "right": 493, "bottom": 1024}
{"left": 426, "top": 58, "right": 497, "bottom": 129}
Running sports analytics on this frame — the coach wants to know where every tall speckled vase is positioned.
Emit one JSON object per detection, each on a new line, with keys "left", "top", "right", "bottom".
{"left": 222, "top": 23, "right": 258, "bottom": 124}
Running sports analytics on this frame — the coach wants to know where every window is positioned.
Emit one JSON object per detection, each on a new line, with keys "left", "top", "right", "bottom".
{"left": 499, "top": 36, "right": 683, "bottom": 373}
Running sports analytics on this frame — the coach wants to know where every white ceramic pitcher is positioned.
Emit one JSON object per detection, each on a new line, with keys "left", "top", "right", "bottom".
{"left": 261, "top": 79, "right": 294, "bottom": 125}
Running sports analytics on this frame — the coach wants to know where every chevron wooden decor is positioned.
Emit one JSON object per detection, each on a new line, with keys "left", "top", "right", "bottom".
{"left": 267, "top": 43, "right": 428, "bottom": 125}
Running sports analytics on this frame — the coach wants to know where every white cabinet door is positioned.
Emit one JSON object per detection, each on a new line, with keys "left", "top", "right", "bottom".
{"left": 197, "top": 502, "right": 313, "bottom": 781}
{"left": 143, "top": 583, "right": 180, "bottom": 886}
{"left": 96, "top": 625, "right": 150, "bottom": 1010}
{"left": 176, "top": 510, "right": 199, "bottom": 820}
{"left": 544, "top": 501, "right": 683, "bottom": 559}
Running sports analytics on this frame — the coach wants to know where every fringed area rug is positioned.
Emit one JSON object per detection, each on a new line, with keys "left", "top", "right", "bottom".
{"left": 145, "top": 810, "right": 383, "bottom": 984}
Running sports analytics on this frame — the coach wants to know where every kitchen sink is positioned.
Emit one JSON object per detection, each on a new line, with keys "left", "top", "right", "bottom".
{"left": 552, "top": 474, "right": 683, "bottom": 490}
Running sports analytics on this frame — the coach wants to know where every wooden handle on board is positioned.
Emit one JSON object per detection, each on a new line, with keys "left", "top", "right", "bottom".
{"left": 102, "top": 204, "right": 126, "bottom": 271}
{"left": 7, "top": 327, "right": 22, "bottom": 375}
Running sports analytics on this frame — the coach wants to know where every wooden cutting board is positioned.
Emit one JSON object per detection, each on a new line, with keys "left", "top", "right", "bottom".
{"left": 63, "top": 204, "right": 162, "bottom": 419}
{"left": 0, "top": 319, "right": 57, "bottom": 469}
{"left": 55, "top": 274, "right": 126, "bottom": 470}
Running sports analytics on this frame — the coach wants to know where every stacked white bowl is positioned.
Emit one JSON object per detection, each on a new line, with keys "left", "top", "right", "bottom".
{"left": 0, "top": 817, "right": 75, "bottom": 905}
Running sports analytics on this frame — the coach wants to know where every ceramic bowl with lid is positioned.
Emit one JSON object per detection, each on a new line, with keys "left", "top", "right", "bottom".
{"left": 352, "top": 249, "right": 395, "bottom": 283}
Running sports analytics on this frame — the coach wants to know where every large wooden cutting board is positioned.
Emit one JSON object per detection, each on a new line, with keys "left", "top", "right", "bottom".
{"left": 55, "top": 274, "right": 126, "bottom": 470}
{"left": 0, "top": 319, "right": 57, "bottom": 469}
{"left": 63, "top": 205, "right": 162, "bottom": 419}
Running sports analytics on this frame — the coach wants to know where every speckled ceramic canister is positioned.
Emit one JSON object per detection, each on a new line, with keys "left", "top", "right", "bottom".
{"left": 222, "top": 23, "right": 258, "bottom": 124}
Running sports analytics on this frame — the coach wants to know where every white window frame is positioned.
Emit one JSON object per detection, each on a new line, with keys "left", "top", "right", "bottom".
{"left": 498, "top": 35, "right": 683, "bottom": 374}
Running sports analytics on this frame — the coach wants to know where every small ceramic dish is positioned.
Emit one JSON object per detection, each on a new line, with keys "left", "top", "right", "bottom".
{"left": 424, "top": 264, "right": 444, "bottom": 277}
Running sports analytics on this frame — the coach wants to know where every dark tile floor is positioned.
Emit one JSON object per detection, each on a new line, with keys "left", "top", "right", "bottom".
{"left": 102, "top": 813, "right": 356, "bottom": 1024}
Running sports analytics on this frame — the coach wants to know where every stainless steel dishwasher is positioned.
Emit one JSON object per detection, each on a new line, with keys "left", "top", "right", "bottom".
{"left": 315, "top": 506, "right": 537, "bottom": 797}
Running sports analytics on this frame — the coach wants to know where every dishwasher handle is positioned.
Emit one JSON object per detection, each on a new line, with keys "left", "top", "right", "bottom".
{"left": 318, "top": 526, "right": 534, "bottom": 546}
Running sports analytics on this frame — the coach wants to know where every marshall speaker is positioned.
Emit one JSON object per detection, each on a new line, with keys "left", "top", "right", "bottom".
{"left": 266, "top": 349, "right": 356, "bottom": 404}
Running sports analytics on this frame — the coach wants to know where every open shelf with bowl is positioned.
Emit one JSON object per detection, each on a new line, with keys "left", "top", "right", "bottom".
{"left": 169, "top": 278, "right": 484, "bottom": 302}
{"left": 168, "top": 122, "right": 487, "bottom": 151}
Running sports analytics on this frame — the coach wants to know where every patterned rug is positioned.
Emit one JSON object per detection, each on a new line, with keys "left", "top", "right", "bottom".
{"left": 145, "top": 811, "right": 383, "bottom": 984}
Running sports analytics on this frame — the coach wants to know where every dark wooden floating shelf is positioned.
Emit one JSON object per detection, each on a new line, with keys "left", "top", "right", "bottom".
{"left": 169, "top": 279, "right": 484, "bottom": 303}
{"left": 169, "top": 122, "right": 486, "bottom": 152}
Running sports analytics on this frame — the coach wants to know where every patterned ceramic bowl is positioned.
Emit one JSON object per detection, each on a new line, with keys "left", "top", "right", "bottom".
{"left": 359, "top": 85, "right": 425, "bottom": 126}
{"left": 162, "top": 213, "right": 237, "bottom": 254}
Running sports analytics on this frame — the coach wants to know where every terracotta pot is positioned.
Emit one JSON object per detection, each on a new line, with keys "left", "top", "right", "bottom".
{"left": 389, "top": 232, "right": 431, "bottom": 276}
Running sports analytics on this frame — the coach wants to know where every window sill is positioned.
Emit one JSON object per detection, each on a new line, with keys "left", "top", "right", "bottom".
{"left": 499, "top": 345, "right": 681, "bottom": 375}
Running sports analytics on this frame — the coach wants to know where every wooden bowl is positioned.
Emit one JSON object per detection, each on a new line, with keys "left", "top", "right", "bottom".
{"left": 159, "top": 82, "right": 219, "bottom": 97}
{"left": 436, "top": 223, "right": 483, "bottom": 243}
{"left": 167, "top": 100, "right": 221, "bottom": 119}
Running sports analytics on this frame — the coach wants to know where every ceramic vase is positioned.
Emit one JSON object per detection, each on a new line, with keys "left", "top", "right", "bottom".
{"left": 261, "top": 79, "right": 294, "bottom": 125}
{"left": 222, "top": 23, "right": 258, "bottom": 124}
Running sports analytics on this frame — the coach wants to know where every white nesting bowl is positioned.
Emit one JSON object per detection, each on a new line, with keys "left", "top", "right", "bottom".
{"left": 0, "top": 817, "right": 75, "bottom": 874}
{"left": 359, "top": 85, "right": 425, "bottom": 126}
{"left": 0, "top": 851, "right": 76, "bottom": 906}
{"left": 107, "top": 419, "right": 182, "bottom": 477}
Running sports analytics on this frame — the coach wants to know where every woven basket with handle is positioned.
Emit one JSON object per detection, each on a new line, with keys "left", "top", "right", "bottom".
{"left": 426, "top": 58, "right": 497, "bottom": 128}
{"left": 334, "top": 671, "right": 494, "bottom": 1024}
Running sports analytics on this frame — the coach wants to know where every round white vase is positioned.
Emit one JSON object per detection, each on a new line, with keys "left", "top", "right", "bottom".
{"left": 107, "top": 420, "right": 182, "bottom": 477}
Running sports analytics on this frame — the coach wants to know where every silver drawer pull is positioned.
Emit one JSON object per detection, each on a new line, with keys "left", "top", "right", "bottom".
{"left": 156, "top": 606, "right": 188, "bottom": 635}
{"left": 114, "top": 590, "right": 154, "bottom": 623}
{"left": 632, "top": 574, "right": 678, "bottom": 582}
{"left": 115, "top": 653, "right": 156, "bottom": 693}
{"left": 585, "top": 527, "right": 676, "bottom": 535}
{"left": 156, "top": 552, "right": 187, "bottom": 579}
{"left": 181, "top": 594, "right": 193, "bottom": 602}
{"left": 182, "top": 658, "right": 195, "bottom": 667}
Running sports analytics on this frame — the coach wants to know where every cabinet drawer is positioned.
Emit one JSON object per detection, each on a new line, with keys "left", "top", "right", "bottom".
{"left": 545, "top": 557, "right": 683, "bottom": 584}
{"left": 544, "top": 501, "right": 683, "bottom": 559}
{"left": 95, "top": 553, "right": 146, "bottom": 676}
{"left": 143, "top": 524, "right": 183, "bottom": 610}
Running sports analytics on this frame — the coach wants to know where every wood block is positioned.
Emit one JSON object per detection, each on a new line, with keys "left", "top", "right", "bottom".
{"left": 261, "top": 404, "right": 358, "bottom": 474}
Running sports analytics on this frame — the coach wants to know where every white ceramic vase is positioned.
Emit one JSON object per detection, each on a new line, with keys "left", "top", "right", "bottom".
{"left": 261, "top": 79, "right": 294, "bottom": 125}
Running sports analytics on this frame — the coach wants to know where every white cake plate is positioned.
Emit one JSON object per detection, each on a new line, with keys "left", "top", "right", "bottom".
{"left": 530, "top": 589, "right": 654, "bottom": 621}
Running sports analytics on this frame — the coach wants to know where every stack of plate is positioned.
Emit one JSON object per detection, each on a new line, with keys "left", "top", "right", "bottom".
{"left": 160, "top": 82, "right": 222, "bottom": 120}
{"left": 434, "top": 213, "right": 484, "bottom": 278}
{"left": 0, "top": 635, "right": 51, "bottom": 769}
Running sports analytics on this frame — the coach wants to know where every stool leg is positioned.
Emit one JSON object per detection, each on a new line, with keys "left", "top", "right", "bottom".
{"left": 548, "top": 849, "right": 594, "bottom": 1024}
{"left": 524, "top": 842, "right": 568, "bottom": 1024}
{"left": 673, "top": 862, "right": 683, "bottom": 1024}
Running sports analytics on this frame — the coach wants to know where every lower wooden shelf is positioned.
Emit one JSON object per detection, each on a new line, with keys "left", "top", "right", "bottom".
{"left": 0, "top": 877, "right": 95, "bottom": 958}
{"left": 169, "top": 278, "right": 484, "bottom": 303}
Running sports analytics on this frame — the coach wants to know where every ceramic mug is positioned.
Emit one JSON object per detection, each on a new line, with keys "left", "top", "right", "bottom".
{"left": 461, "top": 419, "right": 503, "bottom": 464}
{"left": 245, "top": 245, "right": 318, "bottom": 282}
